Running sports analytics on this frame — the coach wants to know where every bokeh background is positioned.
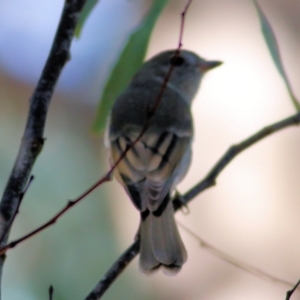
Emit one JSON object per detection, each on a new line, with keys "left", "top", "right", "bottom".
{"left": 0, "top": 0, "right": 300, "bottom": 299}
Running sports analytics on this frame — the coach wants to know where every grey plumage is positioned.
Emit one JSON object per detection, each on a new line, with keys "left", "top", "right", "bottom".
{"left": 105, "top": 49, "right": 222, "bottom": 275}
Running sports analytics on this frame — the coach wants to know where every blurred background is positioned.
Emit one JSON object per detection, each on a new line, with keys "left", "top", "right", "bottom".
{"left": 0, "top": 0, "right": 300, "bottom": 299}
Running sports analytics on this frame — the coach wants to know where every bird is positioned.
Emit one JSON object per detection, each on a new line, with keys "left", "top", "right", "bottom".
{"left": 105, "top": 49, "right": 222, "bottom": 275}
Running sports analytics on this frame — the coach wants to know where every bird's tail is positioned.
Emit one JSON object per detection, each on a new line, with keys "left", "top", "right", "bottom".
{"left": 139, "top": 198, "right": 187, "bottom": 275}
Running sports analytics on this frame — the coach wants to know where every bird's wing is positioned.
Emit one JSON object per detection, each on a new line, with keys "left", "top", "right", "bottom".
{"left": 109, "top": 129, "right": 191, "bottom": 212}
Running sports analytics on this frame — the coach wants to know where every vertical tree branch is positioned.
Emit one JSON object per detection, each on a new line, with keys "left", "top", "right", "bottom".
{"left": 0, "top": 0, "right": 87, "bottom": 295}
{"left": 0, "top": 175, "right": 34, "bottom": 244}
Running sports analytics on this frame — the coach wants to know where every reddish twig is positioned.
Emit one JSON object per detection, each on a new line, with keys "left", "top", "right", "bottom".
{"left": 0, "top": 173, "right": 111, "bottom": 255}
{"left": 178, "top": 0, "right": 192, "bottom": 49}
{"left": 0, "top": 0, "right": 191, "bottom": 257}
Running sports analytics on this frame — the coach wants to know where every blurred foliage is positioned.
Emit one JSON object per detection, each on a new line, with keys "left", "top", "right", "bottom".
{"left": 75, "top": 0, "right": 99, "bottom": 38}
{"left": 93, "top": 0, "right": 169, "bottom": 131}
{"left": 252, "top": 0, "right": 300, "bottom": 111}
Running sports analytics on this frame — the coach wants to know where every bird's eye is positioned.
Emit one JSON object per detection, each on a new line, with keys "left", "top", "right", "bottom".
{"left": 169, "top": 56, "right": 184, "bottom": 66}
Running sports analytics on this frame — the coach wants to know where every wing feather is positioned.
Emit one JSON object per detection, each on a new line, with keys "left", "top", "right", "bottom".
{"left": 109, "top": 130, "right": 191, "bottom": 212}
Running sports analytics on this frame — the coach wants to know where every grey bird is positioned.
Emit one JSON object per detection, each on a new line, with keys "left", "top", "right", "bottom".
{"left": 105, "top": 49, "right": 222, "bottom": 275}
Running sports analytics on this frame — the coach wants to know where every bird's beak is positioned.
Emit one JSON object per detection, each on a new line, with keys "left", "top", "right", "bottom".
{"left": 199, "top": 60, "right": 223, "bottom": 72}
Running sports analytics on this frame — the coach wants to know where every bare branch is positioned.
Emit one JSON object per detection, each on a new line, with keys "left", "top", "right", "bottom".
{"left": 49, "top": 285, "right": 54, "bottom": 300}
{"left": 286, "top": 279, "right": 300, "bottom": 300}
{"left": 178, "top": 0, "right": 192, "bottom": 49}
{"left": 0, "top": 173, "right": 111, "bottom": 255}
{"left": 0, "top": 175, "right": 34, "bottom": 244}
{"left": 0, "top": 0, "right": 87, "bottom": 292}
{"left": 176, "top": 111, "right": 300, "bottom": 207}
{"left": 85, "top": 241, "right": 140, "bottom": 300}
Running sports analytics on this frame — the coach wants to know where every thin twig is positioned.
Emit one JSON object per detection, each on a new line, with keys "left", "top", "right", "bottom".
{"left": 0, "top": 173, "right": 111, "bottom": 255}
{"left": 49, "top": 285, "right": 54, "bottom": 300}
{"left": 178, "top": 222, "right": 294, "bottom": 287}
{"left": 286, "top": 279, "right": 300, "bottom": 300}
{"left": 178, "top": 0, "right": 192, "bottom": 49}
{"left": 0, "top": 0, "right": 87, "bottom": 293}
{"left": 86, "top": 111, "right": 300, "bottom": 299}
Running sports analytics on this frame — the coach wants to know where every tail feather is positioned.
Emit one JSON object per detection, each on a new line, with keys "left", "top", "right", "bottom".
{"left": 139, "top": 214, "right": 160, "bottom": 274}
{"left": 139, "top": 199, "right": 187, "bottom": 275}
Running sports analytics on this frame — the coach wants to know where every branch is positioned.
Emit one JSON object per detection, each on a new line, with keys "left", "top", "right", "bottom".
{"left": 0, "top": 0, "right": 87, "bottom": 291}
{"left": 177, "top": 111, "right": 300, "bottom": 206}
{"left": 286, "top": 279, "right": 300, "bottom": 300}
{"left": 0, "top": 175, "right": 34, "bottom": 244}
{"left": 48, "top": 285, "right": 54, "bottom": 300}
{"left": 85, "top": 241, "right": 140, "bottom": 300}
{"left": 86, "top": 111, "right": 300, "bottom": 299}
{"left": 0, "top": 173, "right": 111, "bottom": 255}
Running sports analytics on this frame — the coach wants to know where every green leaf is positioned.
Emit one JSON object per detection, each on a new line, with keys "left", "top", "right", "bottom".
{"left": 252, "top": 0, "right": 300, "bottom": 111}
{"left": 75, "top": 0, "right": 99, "bottom": 38}
{"left": 93, "top": 0, "right": 169, "bottom": 132}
